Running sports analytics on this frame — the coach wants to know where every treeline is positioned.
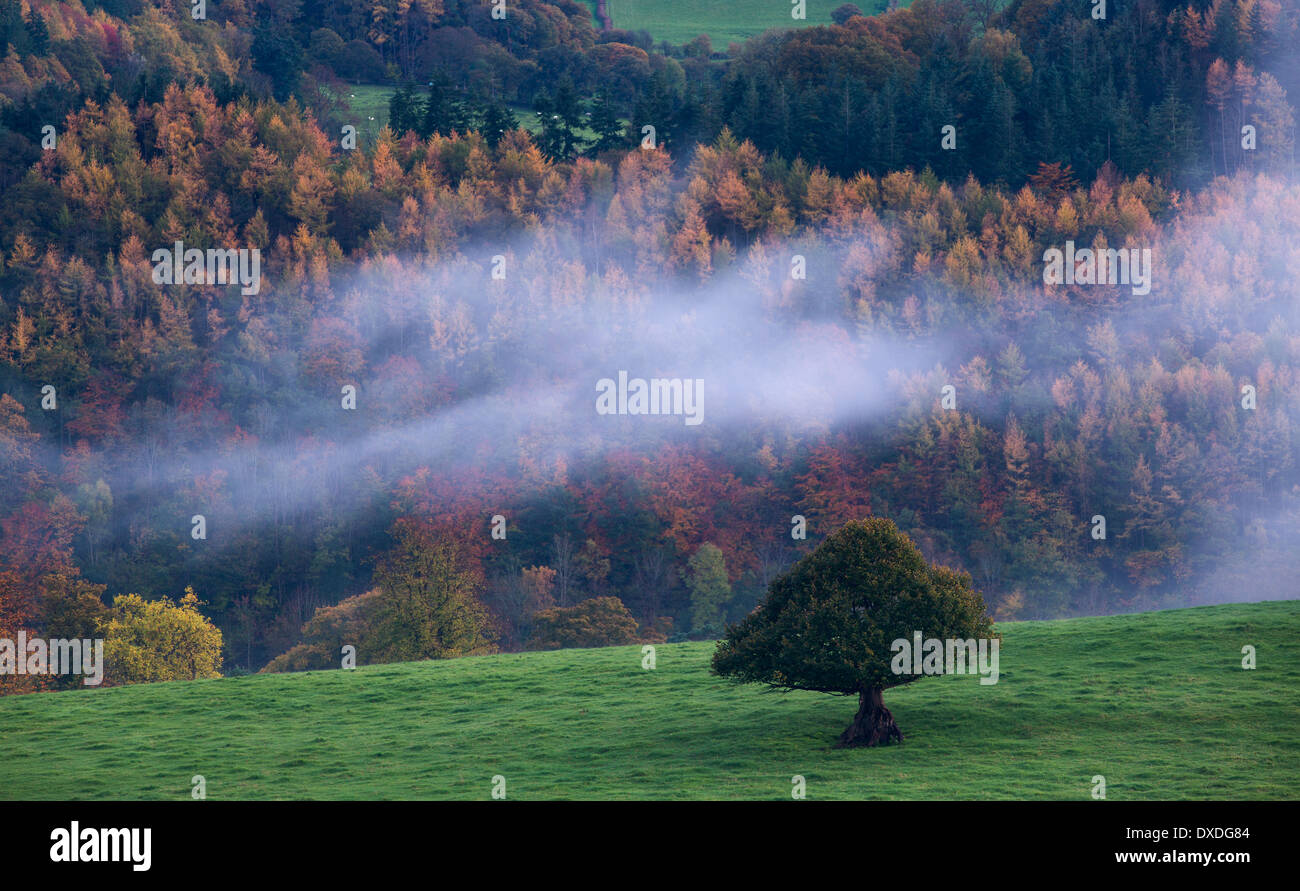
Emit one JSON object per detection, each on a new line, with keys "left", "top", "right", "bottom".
{"left": 718, "top": 0, "right": 1296, "bottom": 185}
{"left": 2, "top": 1, "right": 1296, "bottom": 189}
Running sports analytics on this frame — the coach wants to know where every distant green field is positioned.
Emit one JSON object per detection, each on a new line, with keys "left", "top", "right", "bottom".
{"left": 3, "top": 600, "right": 1297, "bottom": 800}
{"left": 332, "top": 85, "right": 606, "bottom": 145}
{"left": 326, "top": 85, "right": 506, "bottom": 142}
{"left": 334, "top": 84, "right": 394, "bottom": 137}
{"left": 598, "top": 0, "right": 890, "bottom": 47}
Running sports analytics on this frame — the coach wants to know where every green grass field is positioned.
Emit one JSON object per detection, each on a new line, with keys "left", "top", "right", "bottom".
{"left": 332, "top": 84, "right": 394, "bottom": 136}
{"left": 2, "top": 601, "right": 1297, "bottom": 800}
{"left": 597, "top": 0, "right": 890, "bottom": 46}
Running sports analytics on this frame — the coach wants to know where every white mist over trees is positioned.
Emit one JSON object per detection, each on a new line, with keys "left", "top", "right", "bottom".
{"left": 0, "top": 2, "right": 1297, "bottom": 674}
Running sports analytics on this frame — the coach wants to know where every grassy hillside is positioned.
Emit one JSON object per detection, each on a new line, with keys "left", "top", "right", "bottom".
{"left": 2, "top": 601, "right": 1297, "bottom": 800}
{"left": 596, "top": 0, "right": 890, "bottom": 46}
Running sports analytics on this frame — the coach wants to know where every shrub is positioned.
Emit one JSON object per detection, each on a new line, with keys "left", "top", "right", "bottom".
{"left": 526, "top": 596, "right": 641, "bottom": 650}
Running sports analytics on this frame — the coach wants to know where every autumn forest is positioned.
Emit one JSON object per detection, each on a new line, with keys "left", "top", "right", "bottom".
{"left": 0, "top": 0, "right": 1297, "bottom": 685}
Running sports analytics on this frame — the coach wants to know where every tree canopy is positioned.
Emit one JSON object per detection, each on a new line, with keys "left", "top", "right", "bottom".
{"left": 713, "top": 518, "right": 994, "bottom": 745}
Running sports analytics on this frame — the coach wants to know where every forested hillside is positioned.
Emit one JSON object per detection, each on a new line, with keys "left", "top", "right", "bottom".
{"left": 1, "top": 0, "right": 1296, "bottom": 679}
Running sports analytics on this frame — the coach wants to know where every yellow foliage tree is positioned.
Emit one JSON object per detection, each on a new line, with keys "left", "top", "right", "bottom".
{"left": 98, "top": 587, "right": 223, "bottom": 684}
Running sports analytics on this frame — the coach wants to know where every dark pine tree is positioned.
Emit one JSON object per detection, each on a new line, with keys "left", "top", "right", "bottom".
{"left": 480, "top": 98, "right": 517, "bottom": 149}
{"left": 587, "top": 90, "right": 626, "bottom": 155}
{"left": 421, "top": 75, "right": 454, "bottom": 137}
{"left": 24, "top": 7, "right": 49, "bottom": 55}
{"left": 251, "top": 25, "right": 302, "bottom": 102}
{"left": 389, "top": 83, "right": 418, "bottom": 136}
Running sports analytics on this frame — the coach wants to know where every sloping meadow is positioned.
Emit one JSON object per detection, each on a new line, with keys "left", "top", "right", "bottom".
{"left": 2, "top": 600, "right": 1296, "bottom": 800}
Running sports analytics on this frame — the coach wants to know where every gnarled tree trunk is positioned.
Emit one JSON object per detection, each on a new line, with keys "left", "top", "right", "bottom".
{"left": 837, "top": 687, "right": 902, "bottom": 748}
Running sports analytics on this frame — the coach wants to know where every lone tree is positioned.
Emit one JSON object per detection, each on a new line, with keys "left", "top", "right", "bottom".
{"left": 712, "top": 518, "right": 993, "bottom": 747}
